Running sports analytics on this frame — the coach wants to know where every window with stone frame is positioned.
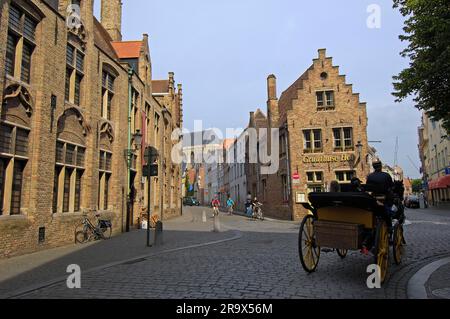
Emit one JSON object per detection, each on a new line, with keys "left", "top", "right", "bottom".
{"left": 306, "top": 171, "right": 324, "bottom": 194}
{"left": 53, "top": 140, "right": 85, "bottom": 213}
{"left": 102, "top": 71, "right": 115, "bottom": 120}
{"left": 5, "top": 4, "right": 38, "bottom": 83}
{"left": 131, "top": 89, "right": 139, "bottom": 135}
{"left": 98, "top": 150, "right": 112, "bottom": 210}
{"left": 303, "top": 129, "right": 322, "bottom": 153}
{"left": 333, "top": 127, "right": 354, "bottom": 152}
{"left": 65, "top": 44, "right": 84, "bottom": 105}
{"left": 0, "top": 123, "right": 30, "bottom": 215}
{"left": 316, "top": 91, "right": 335, "bottom": 111}
{"left": 335, "top": 171, "right": 355, "bottom": 184}
{"left": 154, "top": 112, "right": 160, "bottom": 147}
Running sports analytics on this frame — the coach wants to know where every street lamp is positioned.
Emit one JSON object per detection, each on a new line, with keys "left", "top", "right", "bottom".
{"left": 356, "top": 141, "right": 363, "bottom": 159}
{"left": 144, "top": 146, "right": 159, "bottom": 247}
{"left": 124, "top": 129, "right": 143, "bottom": 232}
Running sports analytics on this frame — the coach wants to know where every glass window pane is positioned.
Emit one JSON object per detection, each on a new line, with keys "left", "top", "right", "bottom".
{"left": 15, "top": 128, "right": 29, "bottom": 157}
{"left": 21, "top": 42, "right": 33, "bottom": 83}
{"left": 106, "top": 153, "right": 112, "bottom": 171}
{"left": 76, "top": 52, "right": 84, "bottom": 72}
{"left": 333, "top": 129, "right": 342, "bottom": 148}
{"left": 63, "top": 168, "right": 71, "bottom": 213}
{"left": 0, "top": 125, "right": 13, "bottom": 154}
{"left": 0, "top": 159, "right": 7, "bottom": 214}
{"left": 307, "top": 172, "right": 314, "bottom": 182}
{"left": 77, "top": 147, "right": 85, "bottom": 167}
{"left": 5, "top": 33, "right": 17, "bottom": 77}
{"left": 74, "top": 74, "right": 81, "bottom": 105}
{"left": 23, "top": 15, "right": 37, "bottom": 40}
{"left": 8, "top": 5, "right": 21, "bottom": 31}
{"left": 326, "top": 91, "right": 334, "bottom": 106}
{"left": 11, "top": 160, "right": 25, "bottom": 215}
{"left": 66, "top": 144, "right": 75, "bottom": 165}
{"left": 74, "top": 170, "right": 82, "bottom": 212}
{"left": 66, "top": 44, "right": 74, "bottom": 66}
{"left": 99, "top": 152, "right": 105, "bottom": 170}
{"left": 52, "top": 167, "right": 60, "bottom": 214}
{"left": 316, "top": 92, "right": 324, "bottom": 107}
{"left": 104, "top": 174, "right": 110, "bottom": 210}
{"left": 65, "top": 68, "right": 71, "bottom": 101}
{"left": 314, "top": 130, "right": 322, "bottom": 149}
{"left": 316, "top": 172, "right": 323, "bottom": 182}
{"left": 107, "top": 74, "right": 115, "bottom": 91}
{"left": 102, "top": 71, "right": 107, "bottom": 88}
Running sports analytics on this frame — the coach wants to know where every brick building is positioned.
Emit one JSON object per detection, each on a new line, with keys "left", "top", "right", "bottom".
{"left": 0, "top": 0, "right": 182, "bottom": 258}
{"left": 247, "top": 49, "right": 370, "bottom": 221}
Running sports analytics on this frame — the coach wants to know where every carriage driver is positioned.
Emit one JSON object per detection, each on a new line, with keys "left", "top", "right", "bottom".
{"left": 366, "top": 160, "right": 395, "bottom": 231}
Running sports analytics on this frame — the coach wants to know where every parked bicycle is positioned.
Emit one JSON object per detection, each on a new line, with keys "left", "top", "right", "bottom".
{"left": 75, "top": 214, "right": 112, "bottom": 244}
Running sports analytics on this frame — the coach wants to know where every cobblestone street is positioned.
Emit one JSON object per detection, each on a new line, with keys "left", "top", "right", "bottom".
{"left": 1, "top": 206, "right": 448, "bottom": 299}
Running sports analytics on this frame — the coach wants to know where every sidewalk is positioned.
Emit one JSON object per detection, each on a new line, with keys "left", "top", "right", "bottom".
{"left": 0, "top": 208, "right": 239, "bottom": 298}
{"left": 426, "top": 262, "right": 450, "bottom": 299}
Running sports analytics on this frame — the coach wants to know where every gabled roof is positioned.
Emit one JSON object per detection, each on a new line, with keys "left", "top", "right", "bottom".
{"left": 111, "top": 41, "right": 143, "bottom": 59}
{"left": 152, "top": 80, "right": 170, "bottom": 94}
{"left": 278, "top": 65, "right": 313, "bottom": 117}
{"left": 94, "top": 18, "right": 119, "bottom": 60}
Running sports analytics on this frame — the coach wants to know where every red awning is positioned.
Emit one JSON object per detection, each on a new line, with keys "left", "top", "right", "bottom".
{"left": 429, "top": 175, "right": 450, "bottom": 190}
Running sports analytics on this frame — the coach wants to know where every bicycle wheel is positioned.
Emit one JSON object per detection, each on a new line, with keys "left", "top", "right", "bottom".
{"left": 100, "top": 226, "right": 112, "bottom": 240}
{"left": 75, "top": 231, "right": 87, "bottom": 244}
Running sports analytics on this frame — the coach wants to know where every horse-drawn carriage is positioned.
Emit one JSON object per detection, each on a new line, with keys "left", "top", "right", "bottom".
{"left": 299, "top": 183, "right": 406, "bottom": 284}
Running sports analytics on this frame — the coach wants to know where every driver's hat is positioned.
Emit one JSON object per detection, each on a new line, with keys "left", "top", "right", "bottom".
{"left": 372, "top": 158, "right": 382, "bottom": 169}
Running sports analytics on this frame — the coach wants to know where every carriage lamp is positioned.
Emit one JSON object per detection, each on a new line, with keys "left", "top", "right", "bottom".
{"left": 356, "top": 141, "right": 364, "bottom": 158}
{"left": 133, "top": 130, "right": 143, "bottom": 150}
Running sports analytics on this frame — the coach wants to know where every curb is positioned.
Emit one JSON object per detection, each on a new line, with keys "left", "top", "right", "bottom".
{"left": 407, "top": 257, "right": 450, "bottom": 299}
{"left": 2, "top": 229, "right": 242, "bottom": 299}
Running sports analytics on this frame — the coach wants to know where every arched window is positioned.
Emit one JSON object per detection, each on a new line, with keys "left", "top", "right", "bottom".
{"left": 53, "top": 108, "right": 88, "bottom": 213}
{"left": 0, "top": 85, "right": 33, "bottom": 216}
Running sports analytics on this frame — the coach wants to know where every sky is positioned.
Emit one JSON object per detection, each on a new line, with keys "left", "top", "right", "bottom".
{"left": 95, "top": 0, "right": 422, "bottom": 179}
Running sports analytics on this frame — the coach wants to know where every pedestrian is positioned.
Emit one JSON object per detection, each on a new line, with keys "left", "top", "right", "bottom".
{"left": 226, "top": 195, "right": 235, "bottom": 216}
{"left": 245, "top": 192, "right": 253, "bottom": 218}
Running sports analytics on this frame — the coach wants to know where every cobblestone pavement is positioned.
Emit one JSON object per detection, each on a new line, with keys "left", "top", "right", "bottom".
{"left": 6, "top": 206, "right": 450, "bottom": 299}
{"left": 427, "top": 262, "right": 450, "bottom": 299}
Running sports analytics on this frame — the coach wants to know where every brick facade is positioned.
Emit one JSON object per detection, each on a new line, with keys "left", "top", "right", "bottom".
{"left": 0, "top": 0, "right": 182, "bottom": 259}
{"left": 247, "top": 49, "right": 370, "bottom": 221}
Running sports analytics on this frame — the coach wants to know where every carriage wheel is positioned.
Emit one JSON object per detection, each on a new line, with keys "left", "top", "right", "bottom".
{"left": 299, "top": 215, "right": 321, "bottom": 273}
{"left": 374, "top": 220, "right": 390, "bottom": 283}
{"left": 337, "top": 249, "right": 348, "bottom": 259}
{"left": 393, "top": 224, "right": 405, "bottom": 265}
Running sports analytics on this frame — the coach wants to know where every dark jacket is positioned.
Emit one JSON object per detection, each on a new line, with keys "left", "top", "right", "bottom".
{"left": 367, "top": 171, "right": 394, "bottom": 195}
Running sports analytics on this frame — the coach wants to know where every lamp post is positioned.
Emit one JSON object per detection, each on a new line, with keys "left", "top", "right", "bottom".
{"left": 124, "top": 130, "right": 142, "bottom": 232}
{"left": 144, "top": 146, "right": 159, "bottom": 247}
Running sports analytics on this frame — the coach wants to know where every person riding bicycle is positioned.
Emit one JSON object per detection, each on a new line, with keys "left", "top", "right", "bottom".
{"left": 245, "top": 192, "right": 253, "bottom": 217}
{"left": 211, "top": 196, "right": 220, "bottom": 216}
{"left": 226, "top": 195, "right": 235, "bottom": 216}
{"left": 252, "top": 197, "right": 263, "bottom": 219}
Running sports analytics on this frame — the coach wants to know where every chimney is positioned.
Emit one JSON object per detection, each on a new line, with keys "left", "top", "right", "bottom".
{"left": 267, "top": 75, "right": 279, "bottom": 128}
{"left": 101, "top": 0, "right": 122, "bottom": 41}
{"left": 169, "top": 72, "right": 175, "bottom": 96}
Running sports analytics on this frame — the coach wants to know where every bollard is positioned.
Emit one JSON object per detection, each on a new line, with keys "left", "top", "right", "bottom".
{"left": 202, "top": 211, "right": 207, "bottom": 223}
{"left": 153, "top": 221, "right": 163, "bottom": 246}
{"left": 213, "top": 214, "right": 221, "bottom": 233}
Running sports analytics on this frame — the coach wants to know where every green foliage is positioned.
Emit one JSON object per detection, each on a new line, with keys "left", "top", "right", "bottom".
{"left": 393, "top": 0, "right": 450, "bottom": 134}
{"left": 411, "top": 179, "right": 423, "bottom": 193}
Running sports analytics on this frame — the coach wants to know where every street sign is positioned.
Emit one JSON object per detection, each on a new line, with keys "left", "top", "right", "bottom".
{"left": 144, "top": 146, "right": 159, "bottom": 164}
{"left": 446, "top": 167, "right": 450, "bottom": 175}
{"left": 293, "top": 173, "right": 300, "bottom": 180}
{"left": 143, "top": 164, "right": 158, "bottom": 177}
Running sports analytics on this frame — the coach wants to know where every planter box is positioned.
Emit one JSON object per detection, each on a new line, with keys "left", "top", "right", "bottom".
{"left": 314, "top": 221, "right": 363, "bottom": 250}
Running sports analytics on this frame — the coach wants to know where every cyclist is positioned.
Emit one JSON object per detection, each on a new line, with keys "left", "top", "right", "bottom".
{"left": 211, "top": 196, "right": 221, "bottom": 217}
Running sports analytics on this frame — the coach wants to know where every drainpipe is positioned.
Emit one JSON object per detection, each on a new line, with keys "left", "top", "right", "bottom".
{"left": 284, "top": 122, "right": 293, "bottom": 220}
{"left": 126, "top": 68, "right": 133, "bottom": 232}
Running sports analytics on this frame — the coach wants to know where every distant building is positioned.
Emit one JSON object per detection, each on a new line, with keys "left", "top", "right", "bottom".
{"left": 418, "top": 113, "right": 450, "bottom": 206}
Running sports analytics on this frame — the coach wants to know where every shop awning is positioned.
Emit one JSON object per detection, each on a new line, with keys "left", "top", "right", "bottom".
{"left": 429, "top": 175, "right": 450, "bottom": 190}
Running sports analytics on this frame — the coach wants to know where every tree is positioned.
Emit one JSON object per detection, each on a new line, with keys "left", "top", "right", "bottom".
{"left": 411, "top": 179, "right": 423, "bottom": 193}
{"left": 393, "top": 0, "right": 450, "bottom": 134}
